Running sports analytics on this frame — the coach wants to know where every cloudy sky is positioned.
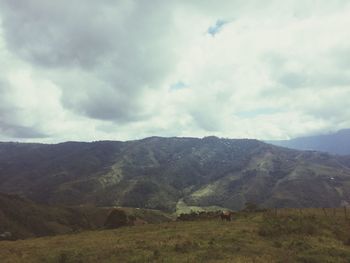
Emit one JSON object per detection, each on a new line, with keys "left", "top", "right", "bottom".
{"left": 0, "top": 0, "right": 350, "bottom": 143}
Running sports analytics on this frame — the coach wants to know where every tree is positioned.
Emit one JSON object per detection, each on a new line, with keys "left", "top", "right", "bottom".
{"left": 244, "top": 202, "right": 258, "bottom": 212}
{"left": 104, "top": 209, "right": 128, "bottom": 229}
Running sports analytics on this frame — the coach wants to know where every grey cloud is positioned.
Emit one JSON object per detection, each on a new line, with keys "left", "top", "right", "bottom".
{"left": 0, "top": 0, "right": 117, "bottom": 69}
{"left": 0, "top": 0, "right": 177, "bottom": 123}
{"left": 330, "top": 47, "right": 350, "bottom": 69}
{"left": 278, "top": 72, "right": 307, "bottom": 89}
{"left": 190, "top": 109, "right": 223, "bottom": 132}
{"left": 264, "top": 51, "right": 350, "bottom": 89}
{"left": 277, "top": 70, "right": 350, "bottom": 89}
{"left": 60, "top": 82, "right": 148, "bottom": 122}
{"left": 1, "top": 1, "right": 350, "bottom": 141}
{"left": 263, "top": 54, "right": 308, "bottom": 89}
{"left": 0, "top": 122, "right": 47, "bottom": 139}
{"left": 0, "top": 80, "right": 47, "bottom": 139}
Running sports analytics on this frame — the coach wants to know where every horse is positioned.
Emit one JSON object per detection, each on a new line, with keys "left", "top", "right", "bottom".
{"left": 220, "top": 211, "right": 233, "bottom": 221}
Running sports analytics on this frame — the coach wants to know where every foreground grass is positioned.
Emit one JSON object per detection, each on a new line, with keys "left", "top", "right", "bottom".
{"left": 2, "top": 210, "right": 350, "bottom": 263}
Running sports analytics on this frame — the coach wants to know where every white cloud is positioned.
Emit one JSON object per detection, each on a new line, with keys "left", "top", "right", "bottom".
{"left": 0, "top": 0, "right": 350, "bottom": 142}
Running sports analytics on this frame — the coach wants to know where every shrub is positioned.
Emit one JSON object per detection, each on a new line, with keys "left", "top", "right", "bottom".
{"left": 104, "top": 209, "right": 128, "bottom": 229}
{"left": 244, "top": 202, "right": 259, "bottom": 212}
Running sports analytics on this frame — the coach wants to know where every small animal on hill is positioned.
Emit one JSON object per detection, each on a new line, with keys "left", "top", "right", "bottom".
{"left": 220, "top": 211, "right": 233, "bottom": 221}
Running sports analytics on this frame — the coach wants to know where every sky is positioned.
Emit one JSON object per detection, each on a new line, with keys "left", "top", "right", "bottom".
{"left": 0, "top": 0, "right": 350, "bottom": 143}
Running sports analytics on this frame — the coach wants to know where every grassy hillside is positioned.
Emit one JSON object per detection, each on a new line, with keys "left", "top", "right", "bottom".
{"left": 0, "top": 193, "right": 99, "bottom": 239}
{"left": 1, "top": 209, "right": 350, "bottom": 262}
{"left": 1, "top": 137, "right": 350, "bottom": 211}
{"left": 0, "top": 193, "right": 173, "bottom": 240}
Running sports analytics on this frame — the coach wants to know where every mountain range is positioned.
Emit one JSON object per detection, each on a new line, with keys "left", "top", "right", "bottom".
{"left": 1, "top": 136, "right": 350, "bottom": 211}
{"left": 268, "top": 129, "right": 350, "bottom": 155}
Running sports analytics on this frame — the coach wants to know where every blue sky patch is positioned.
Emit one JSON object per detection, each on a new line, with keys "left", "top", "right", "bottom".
{"left": 170, "top": 81, "right": 188, "bottom": 91}
{"left": 208, "top": 19, "right": 228, "bottom": 36}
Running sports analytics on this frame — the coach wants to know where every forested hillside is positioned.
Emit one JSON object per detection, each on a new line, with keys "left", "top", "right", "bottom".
{"left": 1, "top": 137, "right": 350, "bottom": 211}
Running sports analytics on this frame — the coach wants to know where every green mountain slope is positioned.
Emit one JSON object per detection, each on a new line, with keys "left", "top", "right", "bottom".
{"left": 1, "top": 137, "right": 350, "bottom": 211}
{"left": 0, "top": 193, "right": 101, "bottom": 239}
{"left": 0, "top": 193, "right": 173, "bottom": 240}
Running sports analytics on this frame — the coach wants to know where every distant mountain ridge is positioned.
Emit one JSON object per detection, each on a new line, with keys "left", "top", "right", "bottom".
{"left": 1, "top": 136, "right": 350, "bottom": 211}
{"left": 268, "top": 129, "right": 350, "bottom": 155}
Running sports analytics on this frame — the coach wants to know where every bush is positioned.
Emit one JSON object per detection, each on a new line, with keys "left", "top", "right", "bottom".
{"left": 104, "top": 209, "right": 128, "bottom": 229}
{"left": 244, "top": 202, "right": 259, "bottom": 212}
{"left": 177, "top": 212, "right": 199, "bottom": 221}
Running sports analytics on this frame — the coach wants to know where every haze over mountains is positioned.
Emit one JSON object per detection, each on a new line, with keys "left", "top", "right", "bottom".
{"left": 1, "top": 136, "right": 350, "bottom": 212}
{"left": 268, "top": 129, "right": 350, "bottom": 155}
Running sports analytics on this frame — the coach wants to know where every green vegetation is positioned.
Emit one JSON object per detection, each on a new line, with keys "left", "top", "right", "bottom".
{"left": 0, "top": 193, "right": 173, "bottom": 240}
{"left": 1, "top": 138, "right": 350, "bottom": 211}
{"left": 104, "top": 209, "right": 129, "bottom": 229}
{"left": 0, "top": 193, "right": 101, "bottom": 239}
{"left": 175, "top": 198, "right": 224, "bottom": 215}
{"left": 1, "top": 208, "right": 350, "bottom": 262}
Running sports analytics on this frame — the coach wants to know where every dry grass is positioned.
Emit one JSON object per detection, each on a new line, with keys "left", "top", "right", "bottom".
{"left": 1, "top": 210, "right": 350, "bottom": 262}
